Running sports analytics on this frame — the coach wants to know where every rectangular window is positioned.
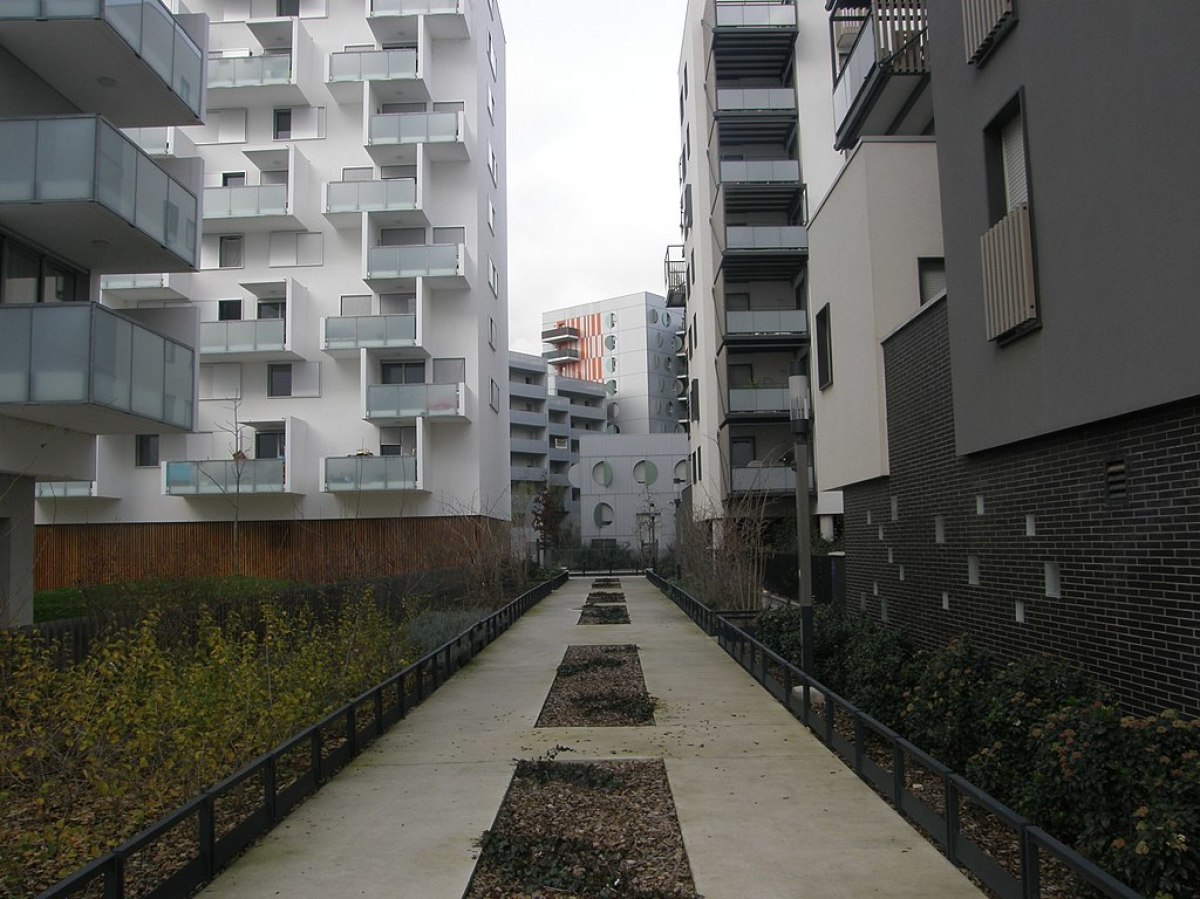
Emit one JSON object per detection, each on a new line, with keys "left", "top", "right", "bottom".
{"left": 487, "top": 258, "right": 499, "bottom": 295}
{"left": 268, "top": 231, "right": 323, "bottom": 266}
{"left": 487, "top": 199, "right": 496, "bottom": 232}
{"left": 135, "top": 434, "right": 159, "bottom": 468}
{"left": 258, "top": 299, "right": 285, "bottom": 320}
{"left": 432, "top": 357, "right": 466, "bottom": 384}
{"left": 222, "top": 171, "right": 246, "bottom": 187}
{"left": 273, "top": 108, "right": 292, "bottom": 140}
{"left": 490, "top": 378, "right": 500, "bottom": 412}
{"left": 918, "top": 257, "right": 946, "bottom": 305}
{"left": 255, "top": 430, "right": 286, "bottom": 459}
{"left": 489, "top": 316, "right": 496, "bottom": 349}
{"left": 815, "top": 304, "right": 833, "bottom": 389}
{"left": 382, "top": 360, "right": 424, "bottom": 384}
{"left": 277, "top": 0, "right": 300, "bottom": 15}
{"left": 730, "top": 436, "right": 755, "bottom": 468}
{"left": 486, "top": 84, "right": 495, "bottom": 121}
{"left": 487, "top": 143, "right": 498, "bottom": 185}
{"left": 218, "top": 299, "right": 242, "bottom": 321}
{"left": 267, "top": 363, "right": 292, "bottom": 397}
{"left": 1000, "top": 111, "right": 1028, "bottom": 212}
{"left": 218, "top": 235, "right": 244, "bottom": 268}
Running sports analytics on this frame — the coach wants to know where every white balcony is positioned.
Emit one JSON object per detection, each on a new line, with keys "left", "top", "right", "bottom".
{"left": 0, "top": 0, "right": 206, "bottom": 127}
{"left": 122, "top": 126, "right": 196, "bottom": 159}
{"left": 365, "top": 382, "right": 467, "bottom": 424}
{"left": 328, "top": 47, "right": 425, "bottom": 103}
{"left": 200, "top": 319, "right": 299, "bottom": 362}
{"left": 203, "top": 182, "right": 298, "bottom": 233}
{"left": 36, "top": 481, "right": 110, "bottom": 500}
{"left": 207, "top": 49, "right": 307, "bottom": 107}
{"left": 543, "top": 347, "right": 581, "bottom": 365}
{"left": 164, "top": 459, "right": 287, "bottom": 496}
{"left": 324, "top": 178, "right": 422, "bottom": 228}
{"left": 0, "top": 116, "right": 199, "bottom": 272}
{"left": 101, "top": 272, "right": 193, "bottom": 302}
{"left": 366, "top": 111, "right": 468, "bottom": 165}
{"left": 367, "top": 0, "right": 468, "bottom": 43}
{"left": 721, "top": 226, "right": 808, "bottom": 281}
{"left": 714, "top": 1, "right": 797, "bottom": 28}
{"left": 324, "top": 454, "right": 419, "bottom": 493}
{"left": 321, "top": 314, "right": 416, "bottom": 356}
{"left": 0, "top": 303, "right": 194, "bottom": 434}
{"left": 365, "top": 243, "right": 467, "bottom": 289}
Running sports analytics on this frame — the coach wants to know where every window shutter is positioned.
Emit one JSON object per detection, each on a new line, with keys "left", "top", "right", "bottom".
{"left": 1001, "top": 113, "right": 1028, "bottom": 210}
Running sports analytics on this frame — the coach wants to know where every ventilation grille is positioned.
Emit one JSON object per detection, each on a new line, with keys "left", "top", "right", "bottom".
{"left": 1105, "top": 459, "right": 1128, "bottom": 501}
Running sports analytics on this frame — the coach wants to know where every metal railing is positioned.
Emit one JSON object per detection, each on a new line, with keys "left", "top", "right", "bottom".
{"left": 981, "top": 202, "right": 1037, "bottom": 341}
{"left": 831, "top": 1, "right": 928, "bottom": 130}
{"left": 645, "top": 573, "right": 1143, "bottom": 899}
{"left": 962, "top": 0, "right": 1014, "bottom": 64}
{"left": 34, "top": 572, "right": 568, "bottom": 899}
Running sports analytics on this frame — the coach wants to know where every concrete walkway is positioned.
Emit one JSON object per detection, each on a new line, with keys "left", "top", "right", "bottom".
{"left": 199, "top": 576, "right": 983, "bottom": 898}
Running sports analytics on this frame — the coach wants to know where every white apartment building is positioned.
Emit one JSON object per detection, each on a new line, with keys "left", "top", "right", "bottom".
{"left": 0, "top": 1, "right": 210, "bottom": 626}
{"left": 33, "top": 0, "right": 510, "bottom": 590}
{"left": 541, "top": 292, "right": 684, "bottom": 436}
{"left": 673, "top": 0, "right": 843, "bottom": 538}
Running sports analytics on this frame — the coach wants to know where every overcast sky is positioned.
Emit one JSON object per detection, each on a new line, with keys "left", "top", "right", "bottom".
{"left": 500, "top": 0, "right": 688, "bottom": 354}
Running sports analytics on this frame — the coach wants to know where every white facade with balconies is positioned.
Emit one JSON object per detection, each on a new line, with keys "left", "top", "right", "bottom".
{"left": 32, "top": 1, "right": 510, "bottom": 577}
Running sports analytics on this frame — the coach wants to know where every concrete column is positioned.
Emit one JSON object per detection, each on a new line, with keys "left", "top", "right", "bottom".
{"left": 0, "top": 474, "right": 35, "bottom": 627}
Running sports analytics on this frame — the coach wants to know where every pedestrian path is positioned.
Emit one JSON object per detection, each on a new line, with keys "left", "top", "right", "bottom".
{"left": 198, "top": 576, "right": 983, "bottom": 898}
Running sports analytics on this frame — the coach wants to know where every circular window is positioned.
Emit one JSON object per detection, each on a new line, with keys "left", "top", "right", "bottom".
{"left": 606, "top": 312, "right": 617, "bottom": 328}
{"left": 648, "top": 309, "right": 659, "bottom": 324}
{"left": 674, "top": 460, "right": 688, "bottom": 483}
{"left": 594, "top": 502, "right": 615, "bottom": 527}
{"left": 605, "top": 423, "right": 621, "bottom": 434}
{"left": 608, "top": 357, "right": 617, "bottom": 372}
{"left": 656, "top": 333, "right": 664, "bottom": 347}
{"left": 604, "top": 335, "right": 617, "bottom": 350}
{"left": 605, "top": 379, "right": 618, "bottom": 396}
{"left": 663, "top": 313, "right": 671, "bottom": 328}
{"left": 674, "top": 423, "right": 688, "bottom": 434}
{"left": 633, "top": 460, "right": 659, "bottom": 486}
{"left": 608, "top": 402, "right": 620, "bottom": 419}
{"left": 592, "top": 461, "right": 613, "bottom": 487}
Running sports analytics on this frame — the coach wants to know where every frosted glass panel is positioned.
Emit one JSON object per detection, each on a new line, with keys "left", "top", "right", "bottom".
{"left": 97, "top": 122, "right": 138, "bottom": 220}
{"left": 130, "top": 325, "right": 165, "bottom": 419}
{"left": 0, "top": 121, "right": 36, "bottom": 201}
{"left": 30, "top": 306, "right": 89, "bottom": 402}
{"left": 91, "top": 309, "right": 134, "bottom": 411}
{"left": 36, "top": 118, "right": 94, "bottom": 200}
{"left": 0, "top": 307, "right": 32, "bottom": 402}
{"left": 162, "top": 341, "right": 194, "bottom": 429}
{"left": 104, "top": 0, "right": 143, "bottom": 46}
{"left": 140, "top": 0, "right": 175, "bottom": 86}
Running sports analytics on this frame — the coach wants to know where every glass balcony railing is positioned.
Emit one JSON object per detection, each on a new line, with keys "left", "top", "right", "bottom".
{"left": 366, "top": 244, "right": 461, "bottom": 279}
{"left": 0, "top": 116, "right": 198, "bottom": 267}
{"left": 323, "top": 314, "right": 416, "bottom": 350}
{"left": 36, "top": 481, "right": 98, "bottom": 499}
{"left": 368, "top": 111, "right": 461, "bottom": 146}
{"left": 200, "top": 319, "right": 286, "bottom": 355}
{"left": 726, "top": 226, "right": 808, "bottom": 251}
{"left": 726, "top": 309, "right": 808, "bottom": 335}
{"left": 731, "top": 466, "right": 797, "bottom": 493}
{"left": 0, "top": 303, "right": 194, "bottom": 430}
{"left": 329, "top": 48, "right": 418, "bottom": 83}
{"left": 325, "top": 455, "right": 417, "bottom": 492}
{"left": 370, "top": 0, "right": 460, "bottom": 14}
{"left": 101, "top": 273, "right": 173, "bottom": 291}
{"left": 720, "top": 160, "right": 801, "bottom": 184}
{"left": 728, "top": 387, "right": 790, "bottom": 414}
{"left": 207, "top": 53, "right": 293, "bottom": 89}
{"left": 716, "top": 88, "right": 796, "bottom": 112}
{"left": 204, "top": 184, "right": 288, "bottom": 219}
{"left": 326, "top": 179, "right": 416, "bottom": 214}
{"left": 715, "top": 2, "right": 797, "bottom": 28}
{"left": 365, "top": 383, "right": 463, "bottom": 420}
{"left": 833, "top": 15, "right": 879, "bottom": 130}
{"left": 0, "top": 0, "right": 204, "bottom": 119}
{"left": 165, "top": 459, "right": 285, "bottom": 495}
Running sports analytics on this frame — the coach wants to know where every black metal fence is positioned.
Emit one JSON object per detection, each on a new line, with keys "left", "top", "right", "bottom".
{"left": 645, "top": 571, "right": 1141, "bottom": 899}
{"left": 34, "top": 572, "right": 568, "bottom": 899}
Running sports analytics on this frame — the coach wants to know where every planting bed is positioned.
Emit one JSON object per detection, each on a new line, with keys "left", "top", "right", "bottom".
{"left": 578, "top": 604, "right": 631, "bottom": 625}
{"left": 537, "top": 645, "right": 655, "bottom": 727}
{"left": 585, "top": 590, "right": 626, "bottom": 605}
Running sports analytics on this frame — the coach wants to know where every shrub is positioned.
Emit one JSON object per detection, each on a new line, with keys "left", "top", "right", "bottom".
{"left": 404, "top": 606, "right": 491, "bottom": 659}
{"left": 899, "top": 637, "right": 996, "bottom": 770}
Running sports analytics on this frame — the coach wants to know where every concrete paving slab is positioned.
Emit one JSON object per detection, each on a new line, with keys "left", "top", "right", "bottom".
{"left": 199, "top": 575, "right": 983, "bottom": 899}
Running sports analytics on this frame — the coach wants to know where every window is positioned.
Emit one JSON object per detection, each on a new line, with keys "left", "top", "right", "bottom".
{"left": 218, "top": 235, "right": 243, "bottom": 268}
{"left": 382, "top": 360, "right": 425, "bottom": 384}
{"left": 486, "top": 84, "right": 495, "bottom": 121}
{"left": 487, "top": 143, "right": 498, "bottom": 185}
{"left": 487, "top": 199, "right": 496, "bottom": 232}
{"left": 276, "top": 0, "right": 300, "bottom": 15}
{"left": 1, "top": 237, "right": 85, "bottom": 303}
{"left": 222, "top": 171, "right": 246, "bottom": 187}
{"left": 269, "top": 231, "right": 323, "bottom": 266}
{"left": 488, "top": 258, "right": 499, "bottom": 295}
{"left": 255, "top": 430, "right": 286, "bottom": 459}
{"left": 489, "top": 316, "right": 496, "bottom": 349}
{"left": 918, "top": 258, "right": 946, "bottom": 305}
{"left": 489, "top": 378, "right": 500, "bottom": 412}
{"left": 432, "top": 226, "right": 465, "bottom": 244}
{"left": 218, "top": 299, "right": 242, "bottom": 321}
{"left": 267, "top": 363, "right": 292, "bottom": 397}
{"left": 986, "top": 99, "right": 1029, "bottom": 224}
{"left": 273, "top": 108, "right": 292, "bottom": 140}
{"left": 432, "top": 357, "right": 465, "bottom": 384}
{"left": 135, "top": 434, "right": 159, "bottom": 468}
{"left": 730, "top": 436, "right": 755, "bottom": 468}
{"left": 815, "top": 304, "right": 832, "bottom": 388}
{"left": 258, "top": 299, "right": 285, "bottom": 320}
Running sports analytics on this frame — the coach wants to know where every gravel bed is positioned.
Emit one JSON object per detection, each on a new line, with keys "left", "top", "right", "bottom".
{"left": 585, "top": 591, "right": 626, "bottom": 605}
{"left": 578, "top": 605, "right": 631, "bottom": 625}
{"left": 537, "top": 645, "right": 655, "bottom": 727}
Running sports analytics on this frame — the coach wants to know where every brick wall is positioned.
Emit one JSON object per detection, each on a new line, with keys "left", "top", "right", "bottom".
{"left": 843, "top": 298, "right": 1200, "bottom": 716}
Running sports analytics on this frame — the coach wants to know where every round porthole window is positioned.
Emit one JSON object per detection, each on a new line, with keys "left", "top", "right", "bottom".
{"left": 605, "top": 379, "right": 618, "bottom": 396}
{"left": 592, "top": 461, "right": 613, "bottom": 487}
{"left": 648, "top": 309, "right": 659, "bottom": 325}
{"left": 604, "top": 335, "right": 617, "bottom": 350}
{"left": 663, "top": 313, "right": 671, "bottom": 328}
{"left": 633, "top": 460, "right": 659, "bottom": 486}
{"left": 594, "top": 503, "right": 615, "bottom": 527}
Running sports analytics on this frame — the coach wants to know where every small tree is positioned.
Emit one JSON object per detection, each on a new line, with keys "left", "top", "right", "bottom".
{"left": 531, "top": 484, "right": 565, "bottom": 564}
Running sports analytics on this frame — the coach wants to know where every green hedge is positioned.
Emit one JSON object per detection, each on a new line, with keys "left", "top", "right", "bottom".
{"left": 755, "top": 605, "right": 1200, "bottom": 899}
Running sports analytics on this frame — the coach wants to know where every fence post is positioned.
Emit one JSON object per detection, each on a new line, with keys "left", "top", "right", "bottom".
{"left": 1020, "top": 825, "right": 1039, "bottom": 898}
{"left": 265, "top": 754, "right": 278, "bottom": 824}
{"left": 800, "top": 604, "right": 815, "bottom": 673}
{"left": 945, "top": 775, "right": 960, "bottom": 865}
{"left": 199, "top": 795, "right": 216, "bottom": 879}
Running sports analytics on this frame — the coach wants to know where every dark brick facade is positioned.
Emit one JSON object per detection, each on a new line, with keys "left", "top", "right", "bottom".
{"left": 843, "top": 298, "right": 1200, "bottom": 717}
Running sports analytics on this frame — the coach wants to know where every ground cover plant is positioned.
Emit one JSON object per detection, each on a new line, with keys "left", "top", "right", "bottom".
{"left": 754, "top": 605, "right": 1200, "bottom": 899}
{"left": 32, "top": 576, "right": 301, "bottom": 623}
{"left": 537, "top": 645, "right": 655, "bottom": 727}
{"left": 586, "top": 591, "right": 627, "bottom": 605}
{"left": 579, "top": 605, "right": 631, "bottom": 625}
{"left": 0, "top": 586, "right": 496, "bottom": 897}
{"left": 465, "top": 754, "right": 698, "bottom": 898}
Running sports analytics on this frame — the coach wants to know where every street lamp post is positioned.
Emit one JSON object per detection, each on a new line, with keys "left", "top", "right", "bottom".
{"left": 789, "top": 364, "right": 815, "bottom": 671}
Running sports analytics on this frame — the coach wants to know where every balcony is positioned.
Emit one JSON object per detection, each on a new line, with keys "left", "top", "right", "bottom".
{"left": 719, "top": 160, "right": 804, "bottom": 215}
{"left": 664, "top": 244, "right": 688, "bottom": 308}
{"left": 711, "top": 1, "right": 797, "bottom": 81}
{"left": 0, "top": 116, "right": 198, "bottom": 272}
{"left": 200, "top": 319, "right": 299, "bottom": 362}
{"left": 510, "top": 409, "right": 547, "bottom": 428}
{"left": 101, "top": 272, "right": 192, "bottom": 302}
{"left": 328, "top": 48, "right": 425, "bottom": 103}
{"left": 207, "top": 50, "right": 305, "bottom": 106}
{"left": 508, "top": 381, "right": 545, "bottom": 402}
{"left": 365, "top": 382, "right": 467, "bottom": 424}
{"left": 165, "top": 459, "right": 286, "bottom": 496}
{"left": 714, "top": 87, "right": 798, "bottom": 145}
{"left": 724, "top": 309, "right": 808, "bottom": 348}
{"left": 365, "top": 244, "right": 467, "bottom": 288}
{"left": 510, "top": 465, "right": 548, "bottom": 483}
{"left": 830, "top": 0, "right": 930, "bottom": 151}
{"left": 511, "top": 437, "right": 546, "bottom": 456}
{"left": 726, "top": 386, "right": 790, "bottom": 421}
{"left": 325, "top": 455, "right": 419, "bottom": 493}
{"left": 0, "top": 303, "right": 194, "bottom": 434}
{"left": 36, "top": 481, "right": 107, "bottom": 500}
{"left": 325, "top": 178, "right": 421, "bottom": 228}
{"left": 540, "top": 326, "right": 580, "bottom": 344}
{"left": 721, "top": 226, "right": 808, "bottom": 281}
{"left": 203, "top": 183, "right": 297, "bottom": 233}
{"left": 322, "top": 314, "right": 417, "bottom": 356}
{"left": 367, "top": 0, "right": 468, "bottom": 43}
{"left": 367, "top": 111, "right": 468, "bottom": 165}
{"left": 0, "top": 0, "right": 206, "bottom": 126}
{"left": 122, "top": 126, "right": 196, "bottom": 159}
{"left": 543, "top": 347, "right": 581, "bottom": 365}
{"left": 730, "top": 465, "right": 796, "bottom": 495}
{"left": 981, "top": 203, "right": 1037, "bottom": 341}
